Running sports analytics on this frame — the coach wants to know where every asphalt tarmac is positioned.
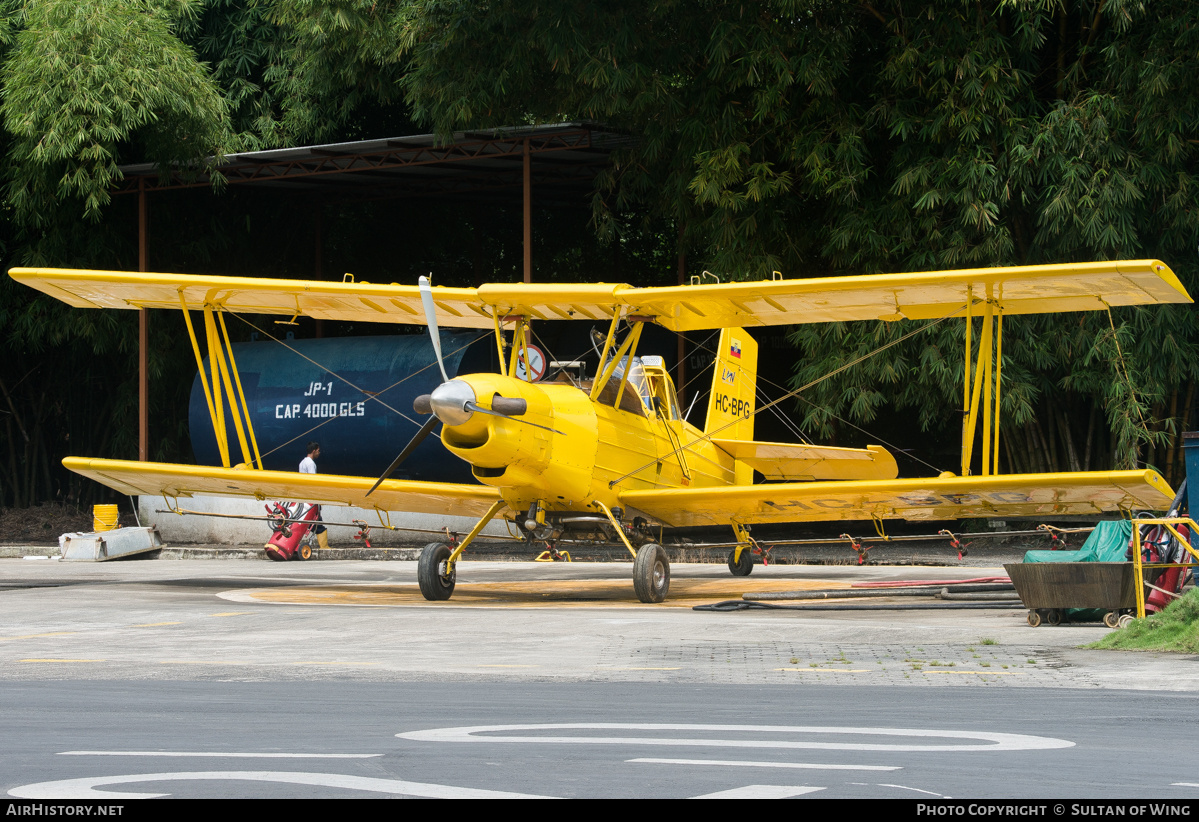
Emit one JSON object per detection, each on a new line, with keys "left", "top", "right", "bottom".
{"left": 2, "top": 557, "right": 1198, "bottom": 799}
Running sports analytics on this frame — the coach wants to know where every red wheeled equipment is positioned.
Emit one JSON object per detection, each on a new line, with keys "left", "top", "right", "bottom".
{"left": 264, "top": 501, "right": 321, "bottom": 561}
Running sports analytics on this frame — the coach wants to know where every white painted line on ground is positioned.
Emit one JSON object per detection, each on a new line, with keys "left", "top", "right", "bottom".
{"left": 878, "top": 783, "right": 946, "bottom": 796}
{"left": 629, "top": 758, "right": 899, "bottom": 771}
{"left": 1172, "top": 783, "right": 1199, "bottom": 787}
{"left": 8, "top": 771, "right": 552, "bottom": 799}
{"left": 59, "top": 751, "right": 382, "bottom": 759}
{"left": 693, "top": 785, "right": 825, "bottom": 799}
{"left": 398, "top": 723, "right": 1075, "bottom": 752}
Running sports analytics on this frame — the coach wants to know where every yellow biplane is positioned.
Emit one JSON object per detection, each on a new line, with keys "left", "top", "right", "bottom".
{"left": 9, "top": 260, "right": 1191, "bottom": 602}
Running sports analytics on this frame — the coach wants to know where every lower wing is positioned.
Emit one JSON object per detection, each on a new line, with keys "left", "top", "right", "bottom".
{"left": 619, "top": 470, "right": 1175, "bottom": 527}
{"left": 64, "top": 457, "right": 503, "bottom": 517}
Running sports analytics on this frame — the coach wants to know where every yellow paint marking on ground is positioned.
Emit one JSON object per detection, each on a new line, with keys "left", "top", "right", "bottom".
{"left": 245, "top": 577, "right": 853, "bottom": 610}
{"left": 21, "top": 658, "right": 105, "bottom": 663}
{"left": 477, "top": 664, "right": 539, "bottom": 668}
{"left": 0, "top": 631, "right": 80, "bottom": 642}
{"left": 290, "top": 661, "right": 380, "bottom": 666}
{"left": 921, "top": 670, "right": 1024, "bottom": 675}
{"left": 130, "top": 622, "right": 182, "bottom": 627}
{"left": 773, "top": 668, "right": 873, "bottom": 673}
{"left": 210, "top": 612, "right": 253, "bottom": 617}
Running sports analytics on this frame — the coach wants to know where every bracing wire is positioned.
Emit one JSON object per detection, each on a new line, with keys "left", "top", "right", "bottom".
{"left": 608, "top": 309, "right": 966, "bottom": 487}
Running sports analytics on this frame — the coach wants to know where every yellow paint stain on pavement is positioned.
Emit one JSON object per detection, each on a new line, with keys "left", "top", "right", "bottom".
{"left": 773, "top": 668, "right": 872, "bottom": 673}
{"left": 0, "top": 631, "right": 79, "bottom": 642}
{"left": 290, "top": 661, "right": 380, "bottom": 666}
{"left": 477, "top": 664, "right": 539, "bottom": 668}
{"left": 245, "top": 577, "right": 851, "bottom": 609}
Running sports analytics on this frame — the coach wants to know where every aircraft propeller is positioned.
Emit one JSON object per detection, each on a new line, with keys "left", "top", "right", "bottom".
{"left": 366, "top": 275, "right": 557, "bottom": 497}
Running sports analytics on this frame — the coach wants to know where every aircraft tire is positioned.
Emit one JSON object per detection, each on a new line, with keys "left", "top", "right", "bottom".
{"left": 418, "top": 542, "right": 456, "bottom": 601}
{"left": 727, "top": 549, "right": 753, "bottom": 577}
{"left": 633, "top": 543, "right": 670, "bottom": 604}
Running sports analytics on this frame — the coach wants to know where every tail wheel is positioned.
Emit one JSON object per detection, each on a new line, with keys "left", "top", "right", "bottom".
{"left": 418, "top": 542, "right": 456, "bottom": 601}
{"left": 727, "top": 548, "right": 753, "bottom": 577}
{"left": 298, "top": 543, "right": 312, "bottom": 561}
{"left": 633, "top": 543, "right": 670, "bottom": 603}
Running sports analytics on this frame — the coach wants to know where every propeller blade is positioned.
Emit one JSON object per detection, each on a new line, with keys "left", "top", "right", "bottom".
{"left": 419, "top": 275, "right": 450, "bottom": 383}
{"left": 464, "top": 401, "right": 563, "bottom": 435}
{"left": 490, "top": 396, "right": 527, "bottom": 416}
{"left": 366, "top": 415, "right": 439, "bottom": 497}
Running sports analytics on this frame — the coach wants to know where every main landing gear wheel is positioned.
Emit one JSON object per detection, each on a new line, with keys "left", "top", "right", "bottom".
{"left": 728, "top": 548, "right": 753, "bottom": 577}
{"left": 633, "top": 543, "right": 670, "bottom": 603}
{"left": 418, "top": 542, "right": 456, "bottom": 601}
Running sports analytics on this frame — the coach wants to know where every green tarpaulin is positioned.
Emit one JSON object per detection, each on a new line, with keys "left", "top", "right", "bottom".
{"left": 1023, "top": 520, "right": 1131, "bottom": 564}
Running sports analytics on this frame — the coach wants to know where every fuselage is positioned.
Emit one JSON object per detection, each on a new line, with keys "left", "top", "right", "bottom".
{"left": 436, "top": 371, "right": 738, "bottom": 515}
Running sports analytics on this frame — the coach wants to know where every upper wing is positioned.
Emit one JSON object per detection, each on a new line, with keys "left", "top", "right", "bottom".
{"left": 64, "top": 457, "right": 503, "bottom": 518}
{"left": 619, "top": 470, "right": 1175, "bottom": 527}
{"left": 11, "top": 259, "right": 1189, "bottom": 332}
{"left": 10, "top": 268, "right": 497, "bottom": 329}
{"left": 625, "top": 259, "right": 1190, "bottom": 330}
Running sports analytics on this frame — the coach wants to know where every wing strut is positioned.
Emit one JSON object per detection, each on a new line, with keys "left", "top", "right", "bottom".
{"left": 960, "top": 285, "right": 1003, "bottom": 477}
{"left": 180, "top": 295, "right": 263, "bottom": 469}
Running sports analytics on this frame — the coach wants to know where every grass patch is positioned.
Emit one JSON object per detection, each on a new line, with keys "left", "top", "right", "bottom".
{"left": 980, "top": 638, "right": 998, "bottom": 645}
{"left": 1086, "top": 588, "right": 1199, "bottom": 653}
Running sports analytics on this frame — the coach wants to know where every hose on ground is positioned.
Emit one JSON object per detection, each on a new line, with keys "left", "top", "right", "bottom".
{"left": 694, "top": 600, "right": 1023, "bottom": 612}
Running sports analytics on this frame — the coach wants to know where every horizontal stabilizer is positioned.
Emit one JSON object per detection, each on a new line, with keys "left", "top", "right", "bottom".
{"left": 63, "top": 458, "right": 503, "bottom": 518}
{"left": 711, "top": 440, "right": 899, "bottom": 481}
{"left": 620, "top": 470, "right": 1175, "bottom": 528}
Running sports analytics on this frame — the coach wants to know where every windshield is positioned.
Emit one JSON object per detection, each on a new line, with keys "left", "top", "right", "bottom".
{"left": 610, "top": 357, "right": 653, "bottom": 412}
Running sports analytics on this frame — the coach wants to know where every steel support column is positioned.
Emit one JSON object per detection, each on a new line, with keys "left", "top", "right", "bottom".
{"left": 676, "top": 230, "right": 687, "bottom": 407}
{"left": 523, "top": 137, "right": 531, "bottom": 283}
{"left": 138, "top": 178, "right": 148, "bottom": 462}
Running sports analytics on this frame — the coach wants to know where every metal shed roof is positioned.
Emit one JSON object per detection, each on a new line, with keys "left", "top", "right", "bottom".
{"left": 117, "top": 122, "right": 633, "bottom": 205}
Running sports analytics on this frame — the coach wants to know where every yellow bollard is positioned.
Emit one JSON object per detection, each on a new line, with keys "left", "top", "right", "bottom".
{"left": 92, "top": 504, "right": 119, "bottom": 532}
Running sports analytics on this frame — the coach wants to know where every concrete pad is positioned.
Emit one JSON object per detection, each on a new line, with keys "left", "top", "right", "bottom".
{"left": 0, "top": 558, "right": 1194, "bottom": 691}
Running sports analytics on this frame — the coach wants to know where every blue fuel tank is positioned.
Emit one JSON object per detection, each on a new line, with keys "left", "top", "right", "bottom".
{"left": 189, "top": 331, "right": 492, "bottom": 482}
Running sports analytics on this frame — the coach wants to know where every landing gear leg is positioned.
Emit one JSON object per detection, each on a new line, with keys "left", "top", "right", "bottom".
{"left": 593, "top": 500, "right": 670, "bottom": 604}
{"left": 416, "top": 499, "right": 506, "bottom": 602}
{"left": 728, "top": 523, "right": 753, "bottom": 576}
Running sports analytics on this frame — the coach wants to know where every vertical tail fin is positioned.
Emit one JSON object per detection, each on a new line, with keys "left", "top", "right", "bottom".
{"left": 705, "top": 328, "right": 757, "bottom": 484}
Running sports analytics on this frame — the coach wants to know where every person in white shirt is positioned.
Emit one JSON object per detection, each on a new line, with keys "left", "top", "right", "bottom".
{"left": 299, "top": 441, "right": 328, "bottom": 549}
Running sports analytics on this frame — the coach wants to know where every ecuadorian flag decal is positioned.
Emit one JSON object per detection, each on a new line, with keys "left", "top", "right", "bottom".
{"left": 730, "top": 338, "right": 741, "bottom": 358}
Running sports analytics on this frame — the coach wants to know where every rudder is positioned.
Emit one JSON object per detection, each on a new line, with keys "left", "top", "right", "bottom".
{"left": 705, "top": 328, "right": 757, "bottom": 484}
